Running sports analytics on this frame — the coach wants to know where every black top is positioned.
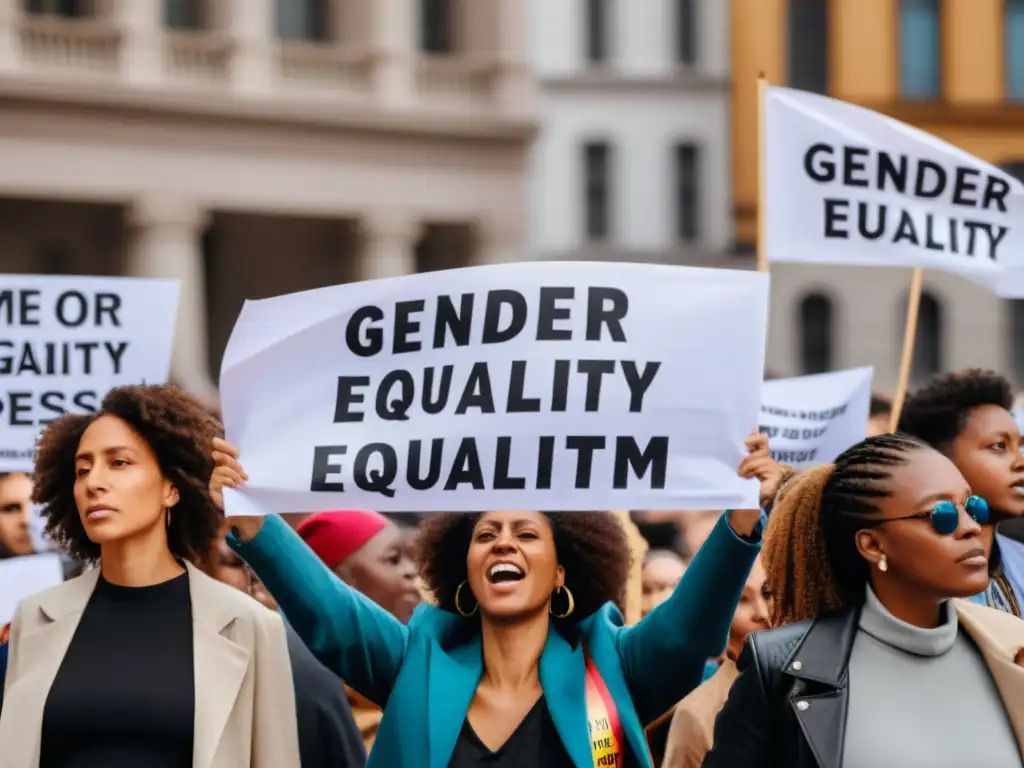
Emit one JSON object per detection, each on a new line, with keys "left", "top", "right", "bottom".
{"left": 284, "top": 622, "right": 367, "bottom": 767}
{"left": 41, "top": 571, "right": 195, "bottom": 768}
{"left": 448, "top": 698, "right": 574, "bottom": 768}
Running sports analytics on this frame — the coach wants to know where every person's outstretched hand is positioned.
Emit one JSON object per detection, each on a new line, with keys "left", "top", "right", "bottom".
{"left": 738, "top": 433, "right": 788, "bottom": 510}
{"left": 210, "top": 437, "right": 263, "bottom": 542}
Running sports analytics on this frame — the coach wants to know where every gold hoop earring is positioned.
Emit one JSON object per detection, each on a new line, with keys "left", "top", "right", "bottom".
{"left": 455, "top": 581, "right": 478, "bottom": 617}
{"left": 550, "top": 585, "right": 575, "bottom": 619}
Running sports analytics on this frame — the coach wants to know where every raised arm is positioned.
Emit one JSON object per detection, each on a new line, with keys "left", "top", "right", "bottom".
{"left": 616, "top": 432, "right": 781, "bottom": 722}
{"left": 229, "top": 516, "right": 409, "bottom": 706}
{"left": 212, "top": 439, "right": 408, "bottom": 706}
{"left": 614, "top": 510, "right": 761, "bottom": 724}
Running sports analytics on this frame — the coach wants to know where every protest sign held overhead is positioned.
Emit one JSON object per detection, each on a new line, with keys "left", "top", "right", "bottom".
{"left": 760, "top": 367, "right": 873, "bottom": 468}
{"left": 764, "top": 86, "right": 1024, "bottom": 291}
{"left": 219, "top": 262, "right": 769, "bottom": 514}
{"left": 0, "top": 275, "right": 179, "bottom": 472}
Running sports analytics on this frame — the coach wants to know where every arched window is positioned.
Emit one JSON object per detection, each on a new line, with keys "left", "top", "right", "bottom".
{"left": 799, "top": 292, "right": 834, "bottom": 374}
{"left": 906, "top": 289, "right": 943, "bottom": 381}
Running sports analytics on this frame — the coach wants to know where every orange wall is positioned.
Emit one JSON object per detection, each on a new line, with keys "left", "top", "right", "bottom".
{"left": 731, "top": 0, "right": 785, "bottom": 244}
{"left": 732, "top": 0, "right": 1024, "bottom": 247}
{"left": 830, "top": 0, "right": 897, "bottom": 101}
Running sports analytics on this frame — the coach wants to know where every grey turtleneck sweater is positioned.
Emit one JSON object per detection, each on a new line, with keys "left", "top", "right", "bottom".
{"left": 843, "top": 587, "right": 1021, "bottom": 767}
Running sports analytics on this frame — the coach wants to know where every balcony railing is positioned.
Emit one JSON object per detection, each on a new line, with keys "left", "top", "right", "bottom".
{"left": 277, "top": 41, "right": 373, "bottom": 100}
{"left": 17, "top": 15, "right": 120, "bottom": 76}
{"left": 3, "top": 15, "right": 519, "bottom": 119}
{"left": 163, "top": 32, "right": 232, "bottom": 87}
{"left": 415, "top": 55, "right": 497, "bottom": 111}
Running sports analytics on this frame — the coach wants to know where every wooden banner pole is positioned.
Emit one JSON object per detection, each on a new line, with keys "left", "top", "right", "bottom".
{"left": 889, "top": 267, "right": 925, "bottom": 432}
{"left": 756, "top": 73, "right": 769, "bottom": 273}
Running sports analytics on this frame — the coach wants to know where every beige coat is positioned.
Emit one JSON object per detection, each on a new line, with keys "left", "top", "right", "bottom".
{"left": 663, "top": 600, "right": 1024, "bottom": 768}
{"left": 0, "top": 562, "right": 301, "bottom": 768}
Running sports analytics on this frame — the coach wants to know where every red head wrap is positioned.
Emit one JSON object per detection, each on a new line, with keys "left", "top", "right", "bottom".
{"left": 296, "top": 510, "right": 390, "bottom": 569}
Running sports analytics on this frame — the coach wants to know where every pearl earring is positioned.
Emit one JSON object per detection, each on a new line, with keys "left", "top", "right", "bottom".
{"left": 878, "top": 556, "right": 888, "bottom": 573}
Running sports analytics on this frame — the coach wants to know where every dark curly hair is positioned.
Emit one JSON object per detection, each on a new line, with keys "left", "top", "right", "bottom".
{"left": 417, "top": 512, "right": 631, "bottom": 621}
{"left": 898, "top": 369, "right": 1014, "bottom": 453}
{"left": 32, "top": 384, "right": 223, "bottom": 565}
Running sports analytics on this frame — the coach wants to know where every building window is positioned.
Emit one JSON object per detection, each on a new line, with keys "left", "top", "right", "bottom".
{"left": 908, "top": 290, "right": 943, "bottom": 380}
{"left": 276, "top": 0, "right": 329, "bottom": 42}
{"left": 583, "top": 141, "right": 612, "bottom": 241}
{"left": 799, "top": 292, "right": 834, "bottom": 374}
{"left": 676, "top": 0, "right": 696, "bottom": 65}
{"left": 165, "top": 0, "right": 203, "bottom": 30}
{"left": 1011, "top": 301, "right": 1024, "bottom": 387}
{"left": 674, "top": 143, "right": 701, "bottom": 241}
{"left": 899, "top": 0, "right": 941, "bottom": 99}
{"left": 421, "top": 0, "right": 454, "bottom": 54}
{"left": 585, "top": 0, "right": 609, "bottom": 65}
{"left": 1007, "top": 0, "right": 1024, "bottom": 100}
{"left": 788, "top": 0, "right": 828, "bottom": 94}
{"left": 24, "top": 0, "right": 89, "bottom": 17}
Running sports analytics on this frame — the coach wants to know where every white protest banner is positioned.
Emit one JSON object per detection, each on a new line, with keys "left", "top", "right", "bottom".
{"left": 0, "top": 275, "right": 180, "bottom": 472}
{"left": 0, "top": 551, "right": 64, "bottom": 625}
{"left": 219, "top": 262, "right": 768, "bottom": 514}
{"left": 760, "top": 367, "right": 873, "bottom": 468}
{"left": 765, "top": 86, "right": 1024, "bottom": 291}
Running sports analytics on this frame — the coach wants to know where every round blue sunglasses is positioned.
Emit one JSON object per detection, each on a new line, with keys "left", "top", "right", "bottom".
{"left": 883, "top": 495, "right": 990, "bottom": 535}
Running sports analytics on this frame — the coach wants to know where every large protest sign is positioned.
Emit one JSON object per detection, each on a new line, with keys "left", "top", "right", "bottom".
{"left": 760, "top": 367, "right": 873, "bottom": 468}
{"left": 219, "top": 262, "right": 769, "bottom": 514}
{"left": 0, "top": 275, "right": 180, "bottom": 472}
{"left": 0, "top": 552, "right": 64, "bottom": 625}
{"left": 765, "top": 86, "right": 1024, "bottom": 291}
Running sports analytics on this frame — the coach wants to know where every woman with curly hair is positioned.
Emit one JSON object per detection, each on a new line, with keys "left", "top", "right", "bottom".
{"left": 703, "top": 434, "right": 1024, "bottom": 768}
{"left": 210, "top": 434, "right": 771, "bottom": 768}
{"left": 0, "top": 385, "right": 300, "bottom": 768}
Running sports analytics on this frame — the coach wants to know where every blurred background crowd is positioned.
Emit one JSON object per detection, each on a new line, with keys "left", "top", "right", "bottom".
{"left": 2, "top": 0, "right": 1024, "bottom": 407}
{"left": 4, "top": 1, "right": 1024, "bottom": 765}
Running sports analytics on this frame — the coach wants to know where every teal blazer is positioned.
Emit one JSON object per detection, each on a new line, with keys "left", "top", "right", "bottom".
{"left": 231, "top": 514, "right": 761, "bottom": 768}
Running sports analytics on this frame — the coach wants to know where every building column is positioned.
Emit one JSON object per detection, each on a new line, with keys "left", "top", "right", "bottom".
{"left": 492, "top": 0, "right": 534, "bottom": 114}
{"left": 115, "top": 0, "right": 162, "bottom": 86}
{"left": 369, "top": 0, "right": 415, "bottom": 109}
{"left": 942, "top": 0, "right": 1002, "bottom": 104}
{"left": 359, "top": 210, "right": 421, "bottom": 279}
{"left": 226, "top": 0, "right": 274, "bottom": 95}
{"left": 0, "top": 0, "right": 21, "bottom": 73}
{"left": 126, "top": 195, "right": 219, "bottom": 408}
{"left": 831, "top": 0, "right": 897, "bottom": 102}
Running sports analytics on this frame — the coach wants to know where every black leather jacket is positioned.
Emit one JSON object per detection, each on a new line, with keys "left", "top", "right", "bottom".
{"left": 701, "top": 608, "right": 860, "bottom": 768}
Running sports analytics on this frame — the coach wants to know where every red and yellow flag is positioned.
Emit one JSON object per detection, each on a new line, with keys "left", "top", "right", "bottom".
{"left": 584, "top": 654, "right": 624, "bottom": 767}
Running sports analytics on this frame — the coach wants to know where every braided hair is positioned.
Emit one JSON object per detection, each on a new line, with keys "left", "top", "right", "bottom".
{"left": 762, "top": 433, "right": 929, "bottom": 627}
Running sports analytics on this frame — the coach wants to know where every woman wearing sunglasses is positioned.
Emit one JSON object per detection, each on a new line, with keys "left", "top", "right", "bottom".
{"left": 703, "top": 433, "right": 1024, "bottom": 768}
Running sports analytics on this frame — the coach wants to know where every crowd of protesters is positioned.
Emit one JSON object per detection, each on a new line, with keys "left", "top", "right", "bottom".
{"left": 1, "top": 368, "right": 1024, "bottom": 766}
